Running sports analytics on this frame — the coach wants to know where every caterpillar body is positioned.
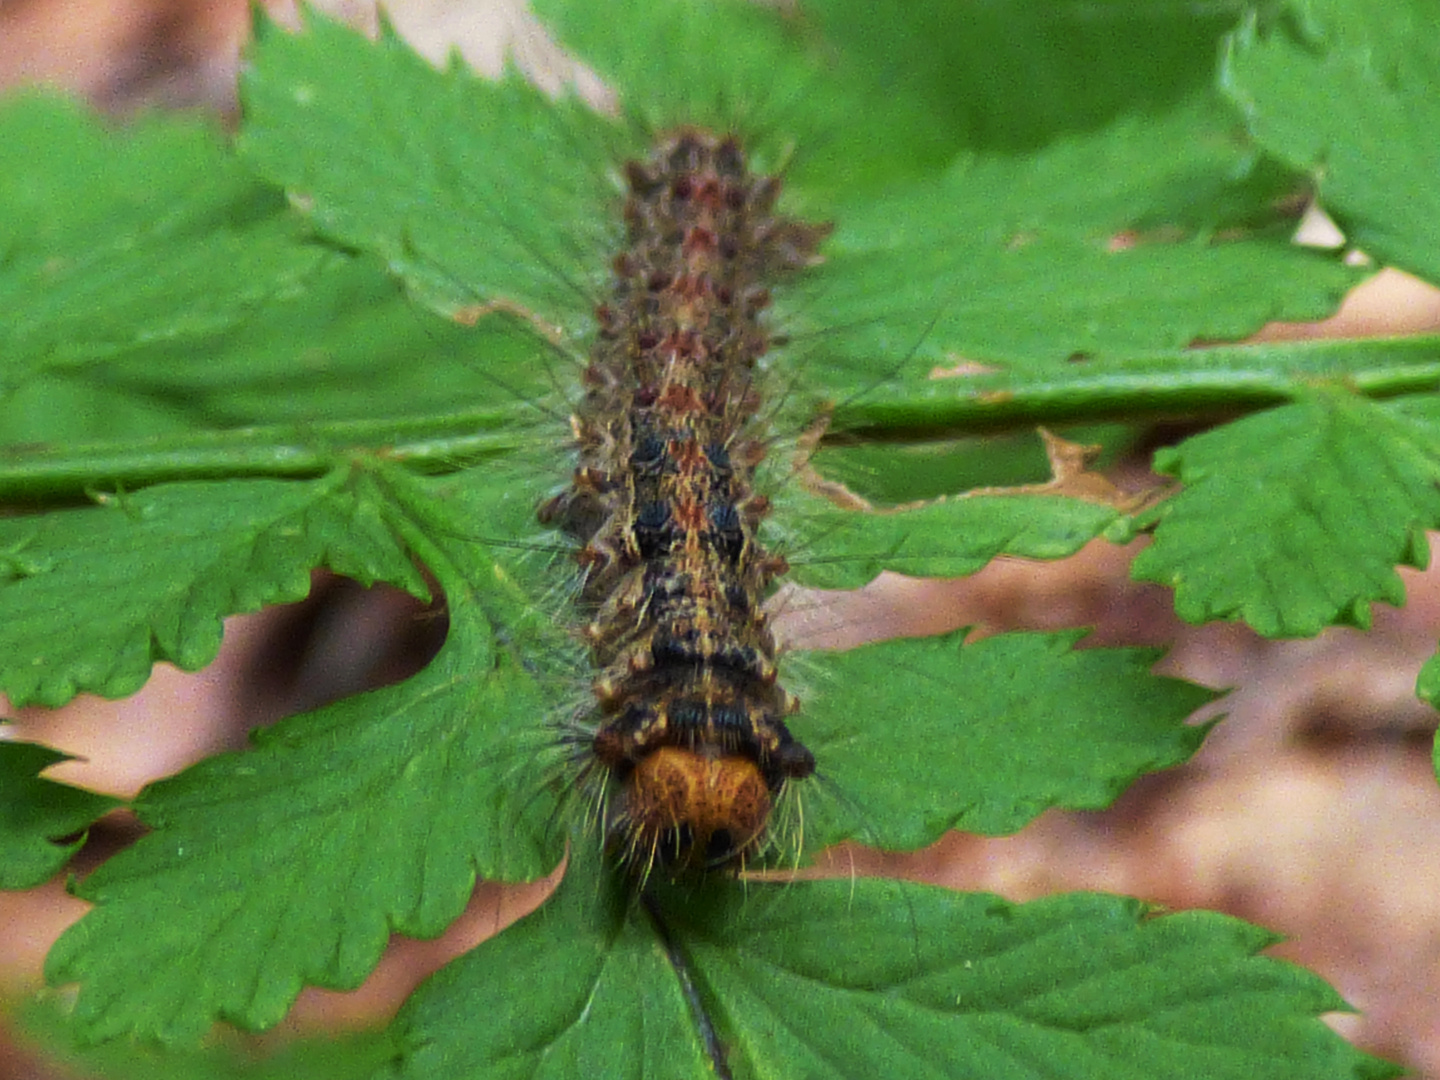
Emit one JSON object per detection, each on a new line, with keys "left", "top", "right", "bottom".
{"left": 539, "top": 128, "right": 829, "bottom": 876}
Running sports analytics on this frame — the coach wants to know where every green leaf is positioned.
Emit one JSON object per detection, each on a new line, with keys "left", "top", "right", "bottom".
{"left": 388, "top": 855, "right": 1394, "bottom": 1080}
{"left": 785, "top": 95, "right": 1362, "bottom": 385}
{"left": 805, "top": 426, "right": 1138, "bottom": 504}
{"left": 1222, "top": 0, "right": 1440, "bottom": 284}
{"left": 1132, "top": 388, "right": 1440, "bottom": 637}
{"left": 802, "top": 0, "right": 1251, "bottom": 154}
{"left": 1414, "top": 643, "right": 1440, "bottom": 780}
{"left": 778, "top": 488, "right": 1119, "bottom": 590}
{"left": 0, "top": 736, "right": 119, "bottom": 889}
{"left": 43, "top": 632, "right": 557, "bottom": 1042}
{"left": 795, "top": 631, "right": 1215, "bottom": 848}
{"left": 0, "top": 93, "right": 269, "bottom": 250}
{"left": 539, "top": 0, "right": 1257, "bottom": 193}
{"left": 384, "top": 848, "right": 710, "bottom": 1080}
{"left": 238, "top": 8, "right": 633, "bottom": 327}
{"left": 673, "top": 879, "right": 1397, "bottom": 1080}
{"left": 42, "top": 461, "right": 571, "bottom": 1042}
{"left": 535, "top": 0, "right": 920, "bottom": 194}
{"left": 673, "top": 880, "right": 1395, "bottom": 1080}
{"left": 1418, "top": 649, "right": 1440, "bottom": 711}
{"left": 0, "top": 93, "right": 328, "bottom": 394}
{"left": 0, "top": 253, "right": 561, "bottom": 452}
{"left": 0, "top": 254, "right": 569, "bottom": 502}
{"left": 0, "top": 470, "right": 427, "bottom": 708}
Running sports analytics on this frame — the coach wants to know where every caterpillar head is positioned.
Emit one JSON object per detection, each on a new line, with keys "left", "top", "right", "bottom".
{"left": 619, "top": 746, "right": 772, "bottom": 874}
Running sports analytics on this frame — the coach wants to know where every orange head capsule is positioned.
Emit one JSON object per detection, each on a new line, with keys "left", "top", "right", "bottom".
{"left": 621, "top": 746, "right": 772, "bottom": 872}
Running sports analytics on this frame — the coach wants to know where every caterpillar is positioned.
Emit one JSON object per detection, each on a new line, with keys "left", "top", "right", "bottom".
{"left": 539, "top": 128, "right": 829, "bottom": 877}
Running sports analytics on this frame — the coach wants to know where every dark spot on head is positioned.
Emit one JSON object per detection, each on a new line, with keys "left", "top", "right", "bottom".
{"left": 704, "top": 828, "right": 735, "bottom": 864}
{"left": 670, "top": 136, "right": 704, "bottom": 172}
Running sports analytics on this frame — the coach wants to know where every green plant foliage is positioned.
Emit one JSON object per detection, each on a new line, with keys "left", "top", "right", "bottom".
{"left": 0, "top": 736, "right": 119, "bottom": 888}
{"left": 27, "top": 464, "right": 1197, "bottom": 1049}
{"left": 0, "top": 255, "right": 554, "bottom": 450}
{"left": 800, "top": 0, "right": 1252, "bottom": 156}
{"left": 1132, "top": 388, "right": 1440, "bottom": 636}
{"left": 805, "top": 425, "right": 1134, "bottom": 503}
{"left": 778, "top": 488, "right": 1121, "bottom": 589}
{"left": 793, "top": 96, "right": 1363, "bottom": 381}
{"left": 0, "top": 472, "right": 426, "bottom": 707}
{"left": 799, "top": 630, "right": 1216, "bottom": 847}
{"left": 41, "top": 625, "right": 553, "bottom": 1042}
{"left": 242, "top": 0, "right": 1367, "bottom": 393}
{"left": 1223, "top": 0, "right": 1440, "bottom": 283}
{"left": 238, "top": 11, "right": 633, "bottom": 327}
{"left": 0, "top": 95, "right": 328, "bottom": 401}
{"left": 1418, "top": 647, "right": 1440, "bottom": 706}
{"left": 42, "top": 460, "right": 572, "bottom": 1042}
{"left": 0, "top": 0, "right": 1432, "bottom": 1077}
{"left": 555, "top": 0, "right": 1361, "bottom": 374}
{"left": 388, "top": 844, "right": 1390, "bottom": 1080}
{"left": 533, "top": 0, "right": 885, "bottom": 191}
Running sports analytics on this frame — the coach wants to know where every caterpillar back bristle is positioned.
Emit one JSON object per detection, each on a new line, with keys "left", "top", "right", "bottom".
{"left": 538, "top": 126, "right": 828, "bottom": 878}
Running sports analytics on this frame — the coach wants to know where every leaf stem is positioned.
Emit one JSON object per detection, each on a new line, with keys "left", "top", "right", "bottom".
{"left": 5, "top": 337, "right": 1439, "bottom": 498}
{"left": 828, "top": 335, "right": 1440, "bottom": 436}
{"left": 0, "top": 408, "right": 531, "bottom": 499}
{"left": 642, "top": 890, "right": 733, "bottom": 1080}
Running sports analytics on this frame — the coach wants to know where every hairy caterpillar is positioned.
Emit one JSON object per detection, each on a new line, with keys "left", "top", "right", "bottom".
{"left": 539, "top": 128, "right": 829, "bottom": 877}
